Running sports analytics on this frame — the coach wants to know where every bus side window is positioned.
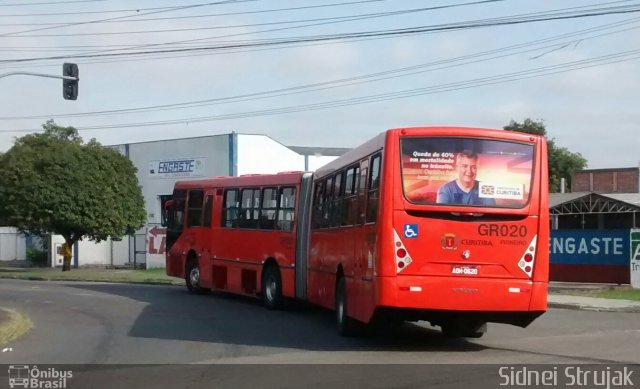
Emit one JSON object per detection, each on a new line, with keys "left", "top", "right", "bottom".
{"left": 222, "top": 189, "right": 239, "bottom": 228}
{"left": 366, "top": 154, "right": 381, "bottom": 224}
{"left": 260, "top": 187, "right": 278, "bottom": 230}
{"left": 187, "top": 189, "right": 204, "bottom": 227}
{"left": 174, "top": 198, "right": 185, "bottom": 230}
{"left": 358, "top": 167, "right": 368, "bottom": 225}
{"left": 277, "top": 186, "right": 296, "bottom": 232}
{"left": 332, "top": 172, "right": 343, "bottom": 227}
{"left": 203, "top": 194, "right": 214, "bottom": 227}
{"left": 312, "top": 181, "right": 325, "bottom": 230}
{"left": 322, "top": 176, "right": 334, "bottom": 229}
{"left": 341, "top": 165, "right": 358, "bottom": 226}
{"left": 240, "top": 188, "right": 260, "bottom": 229}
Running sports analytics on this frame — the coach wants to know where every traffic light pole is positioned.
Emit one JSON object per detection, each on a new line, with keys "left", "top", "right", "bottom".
{"left": 0, "top": 71, "right": 76, "bottom": 81}
{"left": 0, "top": 63, "right": 79, "bottom": 100}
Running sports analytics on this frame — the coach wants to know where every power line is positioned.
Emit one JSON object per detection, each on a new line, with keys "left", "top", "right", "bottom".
{"left": 0, "top": 5, "right": 482, "bottom": 38}
{"left": 1, "top": 2, "right": 636, "bottom": 134}
{"left": 3, "top": 46, "right": 639, "bottom": 133}
{"left": 0, "top": 0, "right": 109, "bottom": 6}
{"left": 0, "top": 0, "right": 507, "bottom": 65}
{"left": 2, "top": 3, "right": 638, "bottom": 65}
{"left": 0, "top": 20, "right": 513, "bottom": 69}
{"left": 0, "top": 3, "right": 502, "bottom": 38}
{"left": 0, "top": 0, "right": 382, "bottom": 21}
{"left": 4, "top": 16, "right": 638, "bottom": 121}
{"left": 9, "top": 48, "right": 637, "bottom": 133}
{"left": 0, "top": 0, "right": 258, "bottom": 37}
{"left": 0, "top": 0, "right": 505, "bottom": 39}
{"left": 2, "top": 5, "right": 638, "bottom": 71}
{"left": 0, "top": 27, "right": 477, "bottom": 69}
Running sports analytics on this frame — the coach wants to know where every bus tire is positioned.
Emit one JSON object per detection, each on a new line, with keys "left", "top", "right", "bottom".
{"left": 335, "top": 275, "right": 358, "bottom": 336}
{"left": 185, "top": 257, "right": 209, "bottom": 295}
{"left": 261, "top": 263, "right": 283, "bottom": 310}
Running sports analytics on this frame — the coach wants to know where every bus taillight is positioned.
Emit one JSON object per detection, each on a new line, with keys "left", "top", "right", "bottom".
{"left": 517, "top": 236, "right": 537, "bottom": 278}
{"left": 393, "top": 230, "right": 413, "bottom": 273}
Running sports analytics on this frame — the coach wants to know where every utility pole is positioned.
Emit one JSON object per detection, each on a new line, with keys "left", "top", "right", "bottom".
{"left": 0, "top": 63, "right": 79, "bottom": 100}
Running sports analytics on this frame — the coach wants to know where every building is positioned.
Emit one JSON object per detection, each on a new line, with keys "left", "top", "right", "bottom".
{"left": 571, "top": 167, "right": 639, "bottom": 193}
{"left": 549, "top": 167, "right": 640, "bottom": 284}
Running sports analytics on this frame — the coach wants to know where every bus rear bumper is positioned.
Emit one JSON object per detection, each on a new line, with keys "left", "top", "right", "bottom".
{"left": 376, "top": 276, "right": 547, "bottom": 327}
{"left": 373, "top": 306, "right": 544, "bottom": 328}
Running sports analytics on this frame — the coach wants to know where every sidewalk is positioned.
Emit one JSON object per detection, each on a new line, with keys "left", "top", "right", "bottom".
{"left": 548, "top": 282, "right": 640, "bottom": 313}
{"left": 548, "top": 294, "right": 640, "bottom": 312}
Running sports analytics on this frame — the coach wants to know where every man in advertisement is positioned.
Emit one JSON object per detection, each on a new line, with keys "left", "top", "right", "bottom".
{"left": 436, "top": 150, "right": 496, "bottom": 206}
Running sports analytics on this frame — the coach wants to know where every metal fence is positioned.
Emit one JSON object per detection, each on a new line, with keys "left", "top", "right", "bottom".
{"left": 130, "top": 233, "right": 147, "bottom": 269}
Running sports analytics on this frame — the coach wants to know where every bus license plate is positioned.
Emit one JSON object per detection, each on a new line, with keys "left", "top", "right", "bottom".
{"left": 451, "top": 266, "right": 478, "bottom": 275}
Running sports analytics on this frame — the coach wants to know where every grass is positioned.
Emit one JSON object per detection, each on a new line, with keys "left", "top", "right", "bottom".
{"left": 557, "top": 287, "right": 640, "bottom": 301}
{"left": 0, "top": 308, "right": 33, "bottom": 346}
{"left": 0, "top": 267, "right": 185, "bottom": 286}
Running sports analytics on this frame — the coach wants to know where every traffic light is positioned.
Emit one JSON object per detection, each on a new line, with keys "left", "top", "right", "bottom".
{"left": 62, "top": 63, "right": 79, "bottom": 100}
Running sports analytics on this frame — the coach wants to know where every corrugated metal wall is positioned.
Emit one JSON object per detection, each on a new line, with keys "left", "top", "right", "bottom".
{"left": 0, "top": 227, "right": 26, "bottom": 261}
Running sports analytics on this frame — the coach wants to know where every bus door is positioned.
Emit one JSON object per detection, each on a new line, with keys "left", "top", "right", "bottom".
{"left": 199, "top": 189, "right": 215, "bottom": 287}
{"left": 166, "top": 191, "right": 186, "bottom": 276}
{"left": 185, "top": 189, "right": 205, "bottom": 245}
{"left": 352, "top": 154, "right": 381, "bottom": 321}
{"left": 355, "top": 158, "right": 369, "bottom": 282}
{"left": 361, "top": 153, "right": 381, "bottom": 282}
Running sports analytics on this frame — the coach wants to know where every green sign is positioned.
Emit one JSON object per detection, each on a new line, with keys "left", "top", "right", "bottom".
{"left": 631, "top": 230, "right": 640, "bottom": 288}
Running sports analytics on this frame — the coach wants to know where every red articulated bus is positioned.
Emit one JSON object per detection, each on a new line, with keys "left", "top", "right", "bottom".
{"left": 164, "top": 127, "right": 549, "bottom": 337}
{"left": 164, "top": 172, "right": 313, "bottom": 309}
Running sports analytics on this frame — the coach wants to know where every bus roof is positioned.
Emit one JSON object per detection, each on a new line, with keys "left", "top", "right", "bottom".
{"left": 174, "top": 171, "right": 307, "bottom": 190}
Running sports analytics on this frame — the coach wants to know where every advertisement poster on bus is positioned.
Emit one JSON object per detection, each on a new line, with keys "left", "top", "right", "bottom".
{"left": 400, "top": 137, "right": 534, "bottom": 208}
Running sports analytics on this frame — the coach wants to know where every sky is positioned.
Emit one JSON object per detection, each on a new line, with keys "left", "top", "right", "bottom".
{"left": 0, "top": 0, "right": 639, "bottom": 169}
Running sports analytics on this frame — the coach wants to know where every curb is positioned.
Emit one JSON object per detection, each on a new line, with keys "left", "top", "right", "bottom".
{"left": 548, "top": 302, "right": 640, "bottom": 313}
{"left": 0, "top": 308, "right": 33, "bottom": 346}
{"left": 0, "top": 274, "right": 184, "bottom": 287}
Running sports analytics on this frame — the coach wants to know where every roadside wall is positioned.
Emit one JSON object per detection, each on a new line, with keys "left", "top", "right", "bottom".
{"left": 550, "top": 229, "right": 630, "bottom": 284}
{"left": 0, "top": 227, "right": 26, "bottom": 261}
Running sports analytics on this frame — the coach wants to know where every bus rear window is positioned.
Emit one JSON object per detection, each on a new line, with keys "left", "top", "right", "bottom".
{"left": 400, "top": 137, "right": 534, "bottom": 208}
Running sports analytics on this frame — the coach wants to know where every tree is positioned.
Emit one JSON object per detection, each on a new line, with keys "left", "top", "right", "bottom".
{"left": 0, "top": 120, "right": 146, "bottom": 271}
{"left": 504, "top": 118, "right": 588, "bottom": 193}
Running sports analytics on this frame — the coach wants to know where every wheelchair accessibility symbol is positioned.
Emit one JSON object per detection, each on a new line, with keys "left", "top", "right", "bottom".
{"left": 404, "top": 224, "right": 418, "bottom": 238}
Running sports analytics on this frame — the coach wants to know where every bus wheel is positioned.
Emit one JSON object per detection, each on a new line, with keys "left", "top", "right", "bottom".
{"left": 185, "top": 257, "right": 209, "bottom": 295}
{"left": 442, "top": 321, "right": 487, "bottom": 338}
{"left": 261, "top": 264, "right": 283, "bottom": 310}
{"left": 335, "top": 275, "right": 357, "bottom": 336}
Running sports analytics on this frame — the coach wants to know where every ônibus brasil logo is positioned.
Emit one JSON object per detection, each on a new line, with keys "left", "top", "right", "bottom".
{"left": 8, "top": 365, "right": 73, "bottom": 388}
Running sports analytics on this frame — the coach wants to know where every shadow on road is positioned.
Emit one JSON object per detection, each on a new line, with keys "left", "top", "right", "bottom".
{"left": 67, "top": 282, "right": 487, "bottom": 353}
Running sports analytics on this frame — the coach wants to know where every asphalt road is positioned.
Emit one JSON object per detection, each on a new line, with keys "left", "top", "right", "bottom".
{"left": 0, "top": 279, "right": 638, "bottom": 388}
